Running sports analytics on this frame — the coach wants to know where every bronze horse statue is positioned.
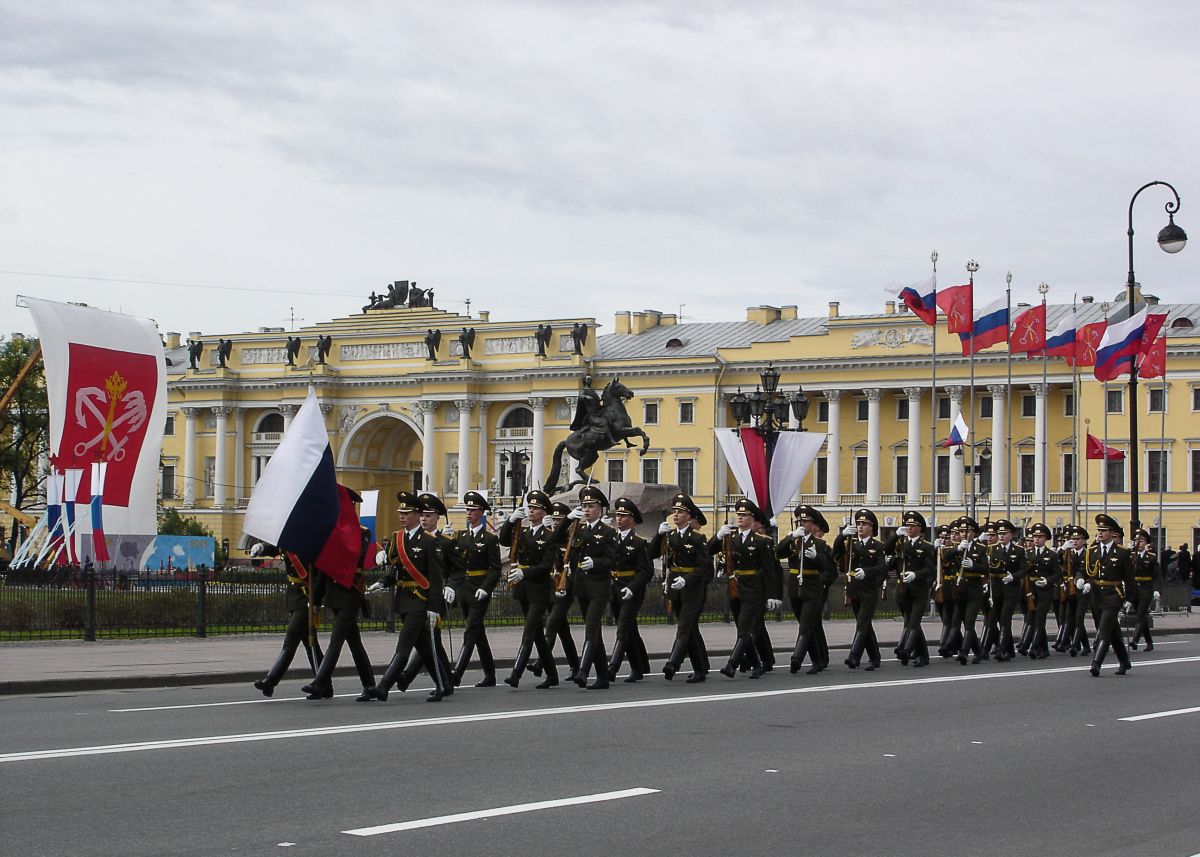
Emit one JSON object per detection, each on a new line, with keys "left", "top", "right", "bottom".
{"left": 544, "top": 377, "right": 650, "bottom": 492}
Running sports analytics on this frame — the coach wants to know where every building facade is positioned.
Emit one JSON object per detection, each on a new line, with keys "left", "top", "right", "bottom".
{"left": 161, "top": 291, "right": 1200, "bottom": 556}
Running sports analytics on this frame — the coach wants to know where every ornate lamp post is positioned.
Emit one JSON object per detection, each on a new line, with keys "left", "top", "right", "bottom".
{"left": 1126, "top": 181, "right": 1186, "bottom": 529}
{"left": 498, "top": 449, "right": 529, "bottom": 499}
{"left": 728, "top": 363, "right": 810, "bottom": 517}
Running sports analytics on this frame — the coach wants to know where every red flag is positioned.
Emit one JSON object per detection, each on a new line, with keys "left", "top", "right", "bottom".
{"left": 312, "top": 484, "right": 366, "bottom": 588}
{"left": 1069, "top": 321, "right": 1106, "bottom": 367}
{"left": 1139, "top": 336, "right": 1166, "bottom": 379}
{"left": 1141, "top": 312, "right": 1168, "bottom": 354}
{"left": 936, "top": 283, "right": 973, "bottom": 334}
{"left": 1085, "top": 433, "right": 1125, "bottom": 461}
{"left": 1010, "top": 304, "right": 1046, "bottom": 355}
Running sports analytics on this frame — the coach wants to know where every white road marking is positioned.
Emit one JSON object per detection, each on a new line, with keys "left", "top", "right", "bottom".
{"left": 7, "top": 655, "right": 1200, "bottom": 765}
{"left": 342, "top": 788, "right": 659, "bottom": 836}
{"left": 971, "top": 741, "right": 983, "bottom": 744}
{"left": 1119, "top": 706, "right": 1200, "bottom": 722}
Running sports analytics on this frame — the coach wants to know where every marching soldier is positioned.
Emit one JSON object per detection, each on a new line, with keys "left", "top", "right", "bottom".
{"left": 835, "top": 508, "right": 887, "bottom": 671}
{"left": 448, "top": 491, "right": 502, "bottom": 688}
{"left": 1129, "top": 527, "right": 1162, "bottom": 652}
{"left": 1052, "top": 525, "right": 1076, "bottom": 652}
{"left": 708, "top": 504, "right": 778, "bottom": 674}
{"left": 499, "top": 490, "right": 561, "bottom": 689}
{"left": 885, "top": 510, "right": 935, "bottom": 668}
{"left": 953, "top": 517, "right": 989, "bottom": 665}
{"left": 935, "top": 523, "right": 962, "bottom": 658}
{"left": 552, "top": 486, "right": 618, "bottom": 689}
{"left": 652, "top": 493, "right": 713, "bottom": 682}
{"left": 530, "top": 501, "right": 582, "bottom": 682}
{"left": 251, "top": 542, "right": 323, "bottom": 697}
{"left": 606, "top": 497, "right": 654, "bottom": 682}
{"left": 777, "top": 505, "right": 834, "bottom": 675}
{"left": 1078, "top": 513, "right": 1136, "bottom": 677}
{"left": 991, "top": 519, "right": 1027, "bottom": 661}
{"left": 1022, "top": 523, "right": 1063, "bottom": 659}
{"left": 371, "top": 492, "right": 449, "bottom": 701}
{"left": 748, "top": 508, "right": 781, "bottom": 671}
{"left": 978, "top": 521, "right": 1001, "bottom": 659}
{"left": 716, "top": 498, "right": 781, "bottom": 679}
{"left": 1063, "top": 525, "right": 1093, "bottom": 657}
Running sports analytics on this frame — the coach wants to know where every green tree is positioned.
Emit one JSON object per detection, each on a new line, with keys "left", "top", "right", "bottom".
{"left": 157, "top": 504, "right": 213, "bottom": 537}
{"left": 0, "top": 334, "right": 50, "bottom": 551}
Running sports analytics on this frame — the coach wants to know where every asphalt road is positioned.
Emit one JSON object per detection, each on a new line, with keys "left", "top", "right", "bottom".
{"left": 3, "top": 639, "right": 1200, "bottom": 857}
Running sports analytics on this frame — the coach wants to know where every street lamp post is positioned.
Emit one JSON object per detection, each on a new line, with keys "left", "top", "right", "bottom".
{"left": 728, "top": 363, "right": 810, "bottom": 519}
{"left": 497, "top": 448, "right": 530, "bottom": 499}
{"left": 1126, "top": 181, "right": 1187, "bottom": 530}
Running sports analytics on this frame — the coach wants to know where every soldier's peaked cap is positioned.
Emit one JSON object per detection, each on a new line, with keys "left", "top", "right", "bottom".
{"left": 1132, "top": 527, "right": 1152, "bottom": 542}
{"left": 462, "top": 491, "right": 491, "bottom": 511}
{"left": 734, "top": 497, "right": 762, "bottom": 520}
{"left": 1069, "top": 524, "right": 1090, "bottom": 540}
{"left": 525, "top": 490, "right": 551, "bottom": 511}
{"left": 957, "top": 516, "right": 979, "bottom": 532}
{"left": 994, "top": 519, "right": 1017, "bottom": 533}
{"left": 612, "top": 496, "right": 643, "bottom": 524}
{"left": 550, "top": 501, "right": 571, "bottom": 518}
{"left": 1028, "top": 523, "right": 1052, "bottom": 538}
{"left": 795, "top": 504, "right": 829, "bottom": 534}
{"left": 854, "top": 508, "right": 878, "bottom": 529}
{"left": 395, "top": 491, "right": 421, "bottom": 513}
{"left": 902, "top": 510, "right": 927, "bottom": 530}
{"left": 418, "top": 493, "right": 447, "bottom": 517}
{"left": 1094, "top": 513, "right": 1119, "bottom": 531}
{"left": 671, "top": 493, "right": 706, "bottom": 527}
{"left": 578, "top": 485, "right": 609, "bottom": 507}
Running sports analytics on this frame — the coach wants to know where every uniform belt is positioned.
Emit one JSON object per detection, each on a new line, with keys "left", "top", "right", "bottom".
{"left": 671, "top": 566, "right": 698, "bottom": 573}
{"left": 400, "top": 581, "right": 425, "bottom": 589}
{"left": 732, "top": 569, "right": 759, "bottom": 577}
{"left": 1135, "top": 576, "right": 1153, "bottom": 582}
{"left": 989, "top": 572, "right": 1006, "bottom": 578}
{"left": 800, "top": 570, "right": 821, "bottom": 577}
{"left": 467, "top": 570, "right": 489, "bottom": 578}
{"left": 612, "top": 570, "right": 636, "bottom": 578}
{"left": 1096, "top": 580, "right": 1123, "bottom": 588}
{"left": 960, "top": 572, "right": 984, "bottom": 579}
{"left": 287, "top": 575, "right": 304, "bottom": 586}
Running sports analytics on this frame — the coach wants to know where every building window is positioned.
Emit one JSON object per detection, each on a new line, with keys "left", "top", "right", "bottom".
{"left": 856, "top": 400, "right": 869, "bottom": 422}
{"left": 1063, "top": 452, "right": 1075, "bottom": 492}
{"left": 980, "top": 397, "right": 993, "bottom": 419}
{"left": 894, "top": 455, "right": 908, "bottom": 494}
{"left": 607, "top": 458, "right": 625, "bottom": 483}
{"left": 1105, "top": 459, "right": 1125, "bottom": 493}
{"left": 817, "top": 400, "right": 829, "bottom": 423}
{"left": 644, "top": 401, "right": 659, "bottom": 425}
{"left": 258, "top": 413, "right": 284, "bottom": 434}
{"left": 161, "top": 465, "right": 176, "bottom": 499}
{"left": 1064, "top": 392, "right": 1075, "bottom": 417}
{"left": 1192, "top": 450, "right": 1200, "bottom": 492}
{"left": 1019, "top": 454, "right": 1035, "bottom": 494}
{"left": 1193, "top": 388, "right": 1200, "bottom": 411}
{"left": 937, "top": 397, "right": 951, "bottom": 420}
{"left": 815, "top": 457, "right": 828, "bottom": 495}
{"left": 854, "top": 456, "right": 868, "bottom": 494}
{"left": 1148, "top": 387, "right": 1165, "bottom": 413}
{"left": 678, "top": 401, "right": 695, "bottom": 424}
{"left": 1021, "top": 395, "right": 1036, "bottom": 418}
{"left": 1106, "top": 388, "right": 1123, "bottom": 414}
{"left": 677, "top": 458, "right": 694, "bottom": 495}
{"left": 642, "top": 458, "right": 659, "bottom": 484}
{"left": 1147, "top": 450, "right": 1168, "bottom": 492}
{"left": 936, "top": 455, "right": 950, "bottom": 493}
{"left": 501, "top": 407, "right": 533, "bottom": 428}
{"left": 978, "top": 460, "right": 992, "bottom": 496}
{"left": 897, "top": 399, "right": 909, "bottom": 421}
{"left": 164, "top": 414, "right": 176, "bottom": 436}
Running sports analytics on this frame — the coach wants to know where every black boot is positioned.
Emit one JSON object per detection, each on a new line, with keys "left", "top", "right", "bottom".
{"left": 864, "top": 632, "right": 882, "bottom": 671}
{"left": 662, "top": 637, "right": 688, "bottom": 680}
{"left": 588, "top": 643, "right": 610, "bottom": 690}
{"left": 253, "top": 677, "right": 276, "bottom": 698}
{"left": 957, "top": 628, "right": 977, "bottom": 665}
{"left": 1017, "top": 622, "right": 1034, "bottom": 656}
{"left": 844, "top": 631, "right": 865, "bottom": 669}
{"left": 747, "top": 641, "right": 765, "bottom": 679}
{"left": 936, "top": 624, "right": 951, "bottom": 658}
{"left": 1144, "top": 625, "right": 1154, "bottom": 652}
{"left": 896, "top": 628, "right": 912, "bottom": 666}
{"left": 475, "top": 635, "right": 496, "bottom": 687}
{"left": 373, "top": 651, "right": 408, "bottom": 702}
{"left": 790, "top": 631, "right": 810, "bottom": 674}
{"left": 1112, "top": 635, "right": 1132, "bottom": 675}
{"left": 575, "top": 641, "right": 595, "bottom": 688}
{"left": 1090, "top": 640, "right": 1109, "bottom": 677}
{"left": 721, "top": 638, "right": 750, "bottom": 678}
{"left": 504, "top": 642, "right": 533, "bottom": 688}
{"left": 607, "top": 641, "right": 626, "bottom": 683}
{"left": 450, "top": 642, "right": 475, "bottom": 688}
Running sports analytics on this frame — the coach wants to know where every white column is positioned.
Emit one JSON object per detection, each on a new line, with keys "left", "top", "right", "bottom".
{"left": 456, "top": 398, "right": 474, "bottom": 496}
{"left": 476, "top": 401, "right": 490, "bottom": 489}
{"left": 946, "top": 386, "right": 964, "bottom": 505}
{"left": 987, "top": 383, "right": 1007, "bottom": 501}
{"left": 211, "top": 407, "right": 229, "bottom": 509}
{"left": 904, "top": 386, "right": 922, "bottom": 506}
{"left": 280, "top": 403, "right": 297, "bottom": 431}
{"left": 232, "top": 407, "right": 244, "bottom": 503}
{"left": 865, "top": 388, "right": 882, "bottom": 505}
{"left": 1032, "top": 383, "right": 1048, "bottom": 505}
{"left": 419, "top": 401, "right": 437, "bottom": 493}
{"left": 824, "top": 390, "right": 842, "bottom": 505}
{"left": 530, "top": 397, "right": 547, "bottom": 491}
{"left": 182, "top": 407, "right": 198, "bottom": 507}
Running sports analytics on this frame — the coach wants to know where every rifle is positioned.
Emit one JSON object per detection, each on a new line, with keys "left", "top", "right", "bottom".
{"left": 724, "top": 528, "right": 737, "bottom": 601}
{"left": 842, "top": 530, "right": 853, "bottom": 607}
{"left": 286, "top": 551, "right": 320, "bottom": 677}
{"left": 934, "top": 541, "right": 944, "bottom": 605}
{"left": 556, "top": 517, "right": 581, "bottom": 595}
{"left": 894, "top": 534, "right": 908, "bottom": 597}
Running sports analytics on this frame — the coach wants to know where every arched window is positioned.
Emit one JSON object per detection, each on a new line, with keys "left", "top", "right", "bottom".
{"left": 258, "top": 413, "right": 284, "bottom": 433}
{"left": 665, "top": 337, "right": 685, "bottom": 349}
{"left": 501, "top": 407, "right": 534, "bottom": 429}
{"left": 1170, "top": 317, "right": 1193, "bottom": 329}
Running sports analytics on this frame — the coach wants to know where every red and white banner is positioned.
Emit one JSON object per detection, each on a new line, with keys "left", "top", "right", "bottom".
{"left": 714, "top": 428, "right": 827, "bottom": 516}
{"left": 26, "top": 298, "right": 166, "bottom": 537}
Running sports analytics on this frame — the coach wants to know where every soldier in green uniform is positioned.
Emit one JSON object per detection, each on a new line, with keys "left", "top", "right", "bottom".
{"left": 499, "top": 490, "right": 561, "bottom": 689}
{"left": 251, "top": 542, "right": 323, "bottom": 697}
{"left": 552, "top": 485, "right": 618, "bottom": 690}
{"left": 530, "top": 501, "right": 582, "bottom": 683}
{"left": 835, "top": 508, "right": 887, "bottom": 671}
{"left": 651, "top": 493, "right": 713, "bottom": 682}
{"left": 1078, "top": 513, "right": 1136, "bottom": 677}
{"left": 885, "top": 510, "right": 935, "bottom": 668}
{"left": 953, "top": 517, "right": 989, "bottom": 665}
{"left": 448, "top": 491, "right": 502, "bottom": 688}
{"left": 935, "top": 522, "right": 962, "bottom": 658}
{"left": 371, "top": 491, "right": 449, "bottom": 701}
{"left": 1129, "top": 527, "right": 1162, "bottom": 651}
{"left": 1022, "top": 523, "right": 1062, "bottom": 659}
{"left": 716, "top": 498, "right": 781, "bottom": 679}
{"left": 1063, "top": 525, "right": 1093, "bottom": 657}
{"left": 777, "top": 505, "right": 833, "bottom": 675}
{"left": 990, "top": 519, "right": 1028, "bottom": 661}
{"left": 606, "top": 497, "right": 654, "bottom": 682}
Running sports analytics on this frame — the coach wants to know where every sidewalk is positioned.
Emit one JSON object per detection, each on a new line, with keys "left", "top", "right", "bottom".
{"left": 2, "top": 612, "right": 1197, "bottom": 695}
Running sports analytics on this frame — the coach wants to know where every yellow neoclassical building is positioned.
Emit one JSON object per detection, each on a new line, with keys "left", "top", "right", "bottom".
{"left": 161, "top": 288, "right": 1200, "bottom": 555}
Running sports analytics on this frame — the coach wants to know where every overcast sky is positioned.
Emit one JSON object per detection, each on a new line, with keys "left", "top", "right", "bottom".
{"left": 3, "top": 1, "right": 1198, "bottom": 339}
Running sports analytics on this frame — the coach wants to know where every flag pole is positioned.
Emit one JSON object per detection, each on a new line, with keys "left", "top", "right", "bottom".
{"left": 930, "top": 250, "right": 939, "bottom": 529}
{"left": 1071, "top": 294, "right": 1080, "bottom": 528}
{"left": 1101, "top": 302, "right": 1111, "bottom": 516}
{"left": 966, "top": 260, "right": 979, "bottom": 520}
{"left": 1158, "top": 378, "right": 1167, "bottom": 554}
{"left": 1039, "top": 283, "right": 1049, "bottom": 524}
{"left": 1084, "top": 417, "right": 1091, "bottom": 525}
{"left": 1005, "top": 271, "right": 1013, "bottom": 521}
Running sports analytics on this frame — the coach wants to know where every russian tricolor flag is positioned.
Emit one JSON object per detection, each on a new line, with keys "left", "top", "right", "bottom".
{"left": 44, "top": 470, "right": 64, "bottom": 565}
{"left": 1093, "top": 307, "right": 1165, "bottom": 382}
{"left": 898, "top": 275, "right": 938, "bottom": 326}
{"left": 941, "top": 412, "right": 970, "bottom": 447}
{"left": 1044, "top": 310, "right": 1077, "bottom": 359}
{"left": 61, "top": 468, "right": 82, "bottom": 564}
{"left": 243, "top": 387, "right": 365, "bottom": 588}
{"left": 90, "top": 461, "right": 111, "bottom": 563}
{"left": 959, "top": 297, "right": 1009, "bottom": 355}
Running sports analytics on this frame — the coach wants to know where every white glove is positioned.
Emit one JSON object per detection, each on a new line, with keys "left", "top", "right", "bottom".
{"left": 769, "top": 517, "right": 778, "bottom": 528}
{"left": 843, "top": 525, "right": 856, "bottom": 537}
{"left": 714, "top": 566, "right": 726, "bottom": 579}
{"left": 658, "top": 521, "right": 672, "bottom": 534}
{"left": 1153, "top": 590, "right": 1160, "bottom": 599}
{"left": 443, "top": 585, "right": 456, "bottom": 605}
{"left": 804, "top": 546, "right": 817, "bottom": 560}
{"left": 475, "top": 588, "right": 490, "bottom": 600}
{"left": 621, "top": 587, "right": 633, "bottom": 601}
{"left": 567, "top": 507, "right": 585, "bottom": 520}
{"left": 717, "top": 524, "right": 733, "bottom": 539}
{"left": 442, "top": 523, "right": 454, "bottom": 536}
{"left": 961, "top": 556, "right": 975, "bottom": 570}
{"left": 1003, "top": 573, "right": 1014, "bottom": 584}
{"left": 766, "top": 598, "right": 782, "bottom": 611}
{"left": 853, "top": 569, "right": 866, "bottom": 580}
{"left": 250, "top": 542, "right": 265, "bottom": 557}
{"left": 554, "top": 588, "right": 567, "bottom": 599}
{"left": 958, "top": 541, "right": 969, "bottom": 553}
{"left": 983, "top": 583, "right": 989, "bottom": 595}
{"left": 365, "top": 581, "right": 384, "bottom": 594}
{"left": 375, "top": 549, "right": 388, "bottom": 566}
{"left": 578, "top": 556, "right": 594, "bottom": 571}
{"left": 1081, "top": 582, "right": 1092, "bottom": 594}
{"left": 791, "top": 528, "right": 804, "bottom": 540}
{"left": 932, "top": 538, "right": 943, "bottom": 549}
{"left": 902, "top": 571, "right": 916, "bottom": 583}
{"left": 508, "top": 508, "right": 527, "bottom": 523}
{"left": 1036, "top": 576, "right": 1048, "bottom": 588}
{"left": 1123, "top": 601, "right": 1133, "bottom": 611}
{"left": 601, "top": 515, "right": 613, "bottom": 526}
{"left": 1074, "top": 578, "right": 1086, "bottom": 589}
{"left": 670, "top": 575, "right": 687, "bottom": 590}
{"left": 508, "top": 569, "right": 524, "bottom": 584}
{"left": 426, "top": 610, "right": 440, "bottom": 625}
